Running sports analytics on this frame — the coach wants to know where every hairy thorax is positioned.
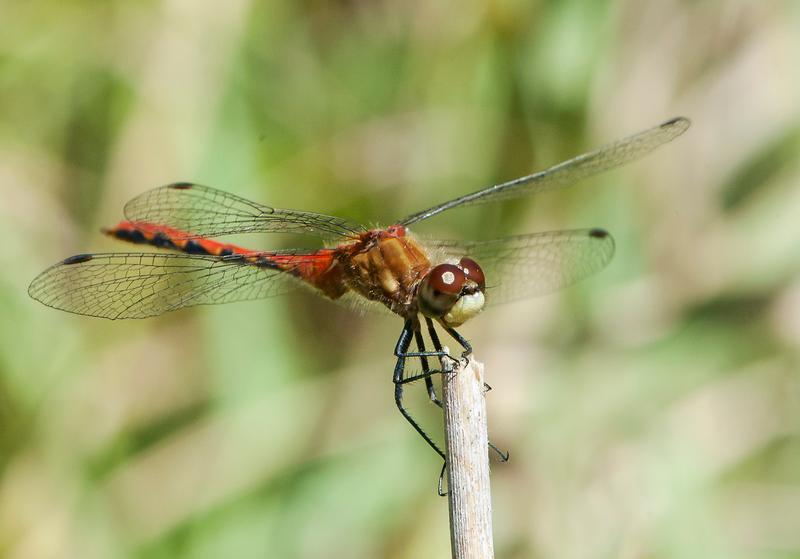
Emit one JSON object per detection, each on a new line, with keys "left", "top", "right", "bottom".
{"left": 335, "top": 225, "right": 431, "bottom": 317}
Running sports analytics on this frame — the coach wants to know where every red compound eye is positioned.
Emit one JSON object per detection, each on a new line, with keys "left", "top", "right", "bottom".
{"left": 458, "top": 257, "right": 485, "bottom": 289}
{"left": 418, "top": 263, "right": 466, "bottom": 317}
{"left": 426, "top": 263, "right": 466, "bottom": 295}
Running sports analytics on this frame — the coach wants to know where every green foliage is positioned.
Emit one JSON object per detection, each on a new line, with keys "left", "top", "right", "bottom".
{"left": 2, "top": 1, "right": 799, "bottom": 558}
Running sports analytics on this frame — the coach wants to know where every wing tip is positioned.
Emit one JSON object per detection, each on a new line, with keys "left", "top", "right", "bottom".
{"left": 168, "top": 182, "right": 195, "bottom": 190}
{"left": 28, "top": 255, "right": 93, "bottom": 304}
{"left": 61, "top": 253, "right": 94, "bottom": 265}
{"left": 661, "top": 116, "right": 692, "bottom": 135}
{"left": 587, "top": 227, "right": 616, "bottom": 261}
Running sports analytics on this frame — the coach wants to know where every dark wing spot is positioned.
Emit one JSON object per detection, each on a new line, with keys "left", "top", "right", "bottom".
{"left": 589, "top": 228, "right": 609, "bottom": 239}
{"left": 661, "top": 116, "right": 689, "bottom": 128}
{"left": 170, "top": 182, "right": 194, "bottom": 190}
{"left": 62, "top": 254, "right": 93, "bottom": 265}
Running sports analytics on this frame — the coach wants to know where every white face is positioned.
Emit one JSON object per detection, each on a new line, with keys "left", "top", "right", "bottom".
{"left": 417, "top": 257, "right": 486, "bottom": 327}
{"left": 442, "top": 291, "right": 485, "bottom": 327}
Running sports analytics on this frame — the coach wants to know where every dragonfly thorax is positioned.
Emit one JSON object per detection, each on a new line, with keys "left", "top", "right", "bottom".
{"left": 339, "top": 227, "right": 432, "bottom": 317}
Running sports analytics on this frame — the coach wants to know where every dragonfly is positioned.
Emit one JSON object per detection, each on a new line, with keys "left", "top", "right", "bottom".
{"left": 29, "top": 116, "right": 690, "bottom": 483}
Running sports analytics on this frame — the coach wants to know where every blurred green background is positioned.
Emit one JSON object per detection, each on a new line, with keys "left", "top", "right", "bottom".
{"left": 2, "top": 1, "right": 800, "bottom": 558}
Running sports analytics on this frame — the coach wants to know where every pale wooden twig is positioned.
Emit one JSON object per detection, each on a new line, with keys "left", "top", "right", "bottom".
{"left": 442, "top": 355, "right": 494, "bottom": 559}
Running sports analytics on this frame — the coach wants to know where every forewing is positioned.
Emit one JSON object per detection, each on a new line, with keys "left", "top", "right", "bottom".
{"left": 124, "top": 183, "right": 365, "bottom": 240}
{"left": 427, "top": 229, "right": 615, "bottom": 305}
{"left": 28, "top": 251, "right": 312, "bottom": 320}
{"left": 401, "top": 117, "right": 690, "bottom": 225}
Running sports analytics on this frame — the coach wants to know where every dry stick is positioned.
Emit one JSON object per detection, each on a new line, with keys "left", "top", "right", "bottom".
{"left": 442, "top": 354, "right": 495, "bottom": 559}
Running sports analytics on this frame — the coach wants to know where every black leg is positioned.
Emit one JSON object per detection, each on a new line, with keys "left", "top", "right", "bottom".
{"left": 427, "top": 317, "right": 509, "bottom": 464}
{"left": 489, "top": 443, "right": 509, "bottom": 462}
{"left": 425, "top": 317, "right": 444, "bottom": 349}
{"left": 414, "top": 328, "right": 442, "bottom": 406}
{"left": 393, "top": 320, "right": 446, "bottom": 461}
{"left": 437, "top": 461, "right": 448, "bottom": 497}
{"left": 395, "top": 318, "right": 447, "bottom": 385}
{"left": 444, "top": 325, "right": 472, "bottom": 357}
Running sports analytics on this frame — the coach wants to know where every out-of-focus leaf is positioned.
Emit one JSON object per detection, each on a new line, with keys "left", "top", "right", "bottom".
{"left": 721, "top": 125, "right": 800, "bottom": 211}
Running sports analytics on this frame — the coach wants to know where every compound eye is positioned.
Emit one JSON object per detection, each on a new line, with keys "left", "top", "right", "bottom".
{"left": 418, "top": 263, "right": 466, "bottom": 317}
{"left": 427, "top": 264, "right": 466, "bottom": 295}
{"left": 458, "top": 257, "right": 485, "bottom": 290}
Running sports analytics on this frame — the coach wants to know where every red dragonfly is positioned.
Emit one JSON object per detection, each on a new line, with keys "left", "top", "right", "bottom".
{"left": 30, "top": 117, "right": 689, "bottom": 474}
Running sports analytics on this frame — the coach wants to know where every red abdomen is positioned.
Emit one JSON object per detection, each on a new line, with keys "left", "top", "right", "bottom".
{"left": 103, "top": 221, "right": 254, "bottom": 257}
{"left": 104, "top": 221, "right": 348, "bottom": 299}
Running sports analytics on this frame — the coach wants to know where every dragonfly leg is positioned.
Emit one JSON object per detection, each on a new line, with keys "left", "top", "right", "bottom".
{"left": 426, "top": 317, "right": 509, "bottom": 464}
{"left": 414, "top": 328, "right": 442, "bottom": 406}
{"left": 443, "top": 325, "right": 472, "bottom": 360}
{"left": 437, "top": 461, "right": 448, "bottom": 497}
{"left": 393, "top": 319, "right": 446, "bottom": 463}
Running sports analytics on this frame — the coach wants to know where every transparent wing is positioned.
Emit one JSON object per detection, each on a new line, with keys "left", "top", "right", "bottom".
{"left": 401, "top": 117, "right": 690, "bottom": 225}
{"left": 426, "top": 229, "right": 615, "bottom": 305}
{"left": 28, "top": 251, "right": 315, "bottom": 320}
{"left": 124, "top": 183, "right": 366, "bottom": 240}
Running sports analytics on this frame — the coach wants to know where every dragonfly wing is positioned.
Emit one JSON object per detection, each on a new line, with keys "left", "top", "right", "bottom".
{"left": 401, "top": 117, "right": 690, "bottom": 225}
{"left": 28, "top": 251, "right": 315, "bottom": 320}
{"left": 426, "top": 228, "right": 615, "bottom": 306}
{"left": 124, "top": 183, "right": 366, "bottom": 240}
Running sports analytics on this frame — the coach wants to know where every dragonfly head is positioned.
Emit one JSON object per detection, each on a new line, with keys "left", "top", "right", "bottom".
{"left": 418, "top": 257, "right": 486, "bottom": 328}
